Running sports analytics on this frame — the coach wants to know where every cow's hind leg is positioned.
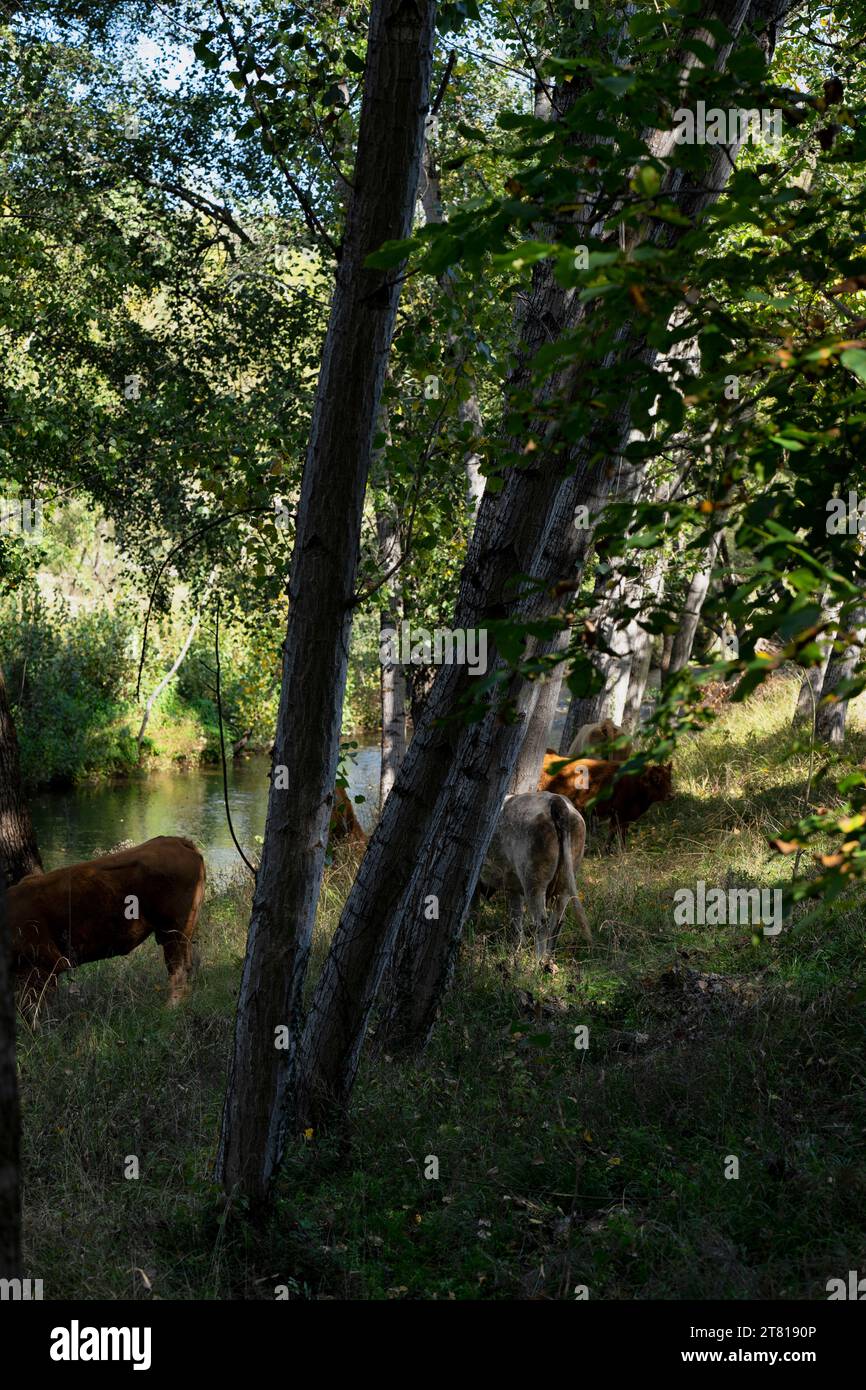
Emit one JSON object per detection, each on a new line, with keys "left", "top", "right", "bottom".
{"left": 157, "top": 853, "right": 205, "bottom": 1007}
{"left": 525, "top": 887, "right": 554, "bottom": 963}
{"left": 545, "top": 896, "right": 569, "bottom": 960}
{"left": 158, "top": 929, "right": 193, "bottom": 1007}
{"left": 505, "top": 888, "right": 525, "bottom": 952}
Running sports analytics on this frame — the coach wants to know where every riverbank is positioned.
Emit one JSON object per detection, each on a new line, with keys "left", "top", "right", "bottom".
{"left": 2, "top": 588, "right": 381, "bottom": 791}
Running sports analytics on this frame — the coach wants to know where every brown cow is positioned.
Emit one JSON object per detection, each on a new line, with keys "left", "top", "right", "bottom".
{"left": 330, "top": 785, "right": 367, "bottom": 844}
{"left": 539, "top": 754, "right": 673, "bottom": 849}
{"left": 8, "top": 836, "right": 206, "bottom": 1010}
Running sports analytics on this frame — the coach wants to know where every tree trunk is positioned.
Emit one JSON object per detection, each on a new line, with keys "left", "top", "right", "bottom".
{"left": 559, "top": 693, "right": 602, "bottom": 753}
{"left": 622, "top": 556, "right": 666, "bottom": 732}
{"left": 376, "top": 499, "right": 407, "bottom": 807}
{"left": 793, "top": 593, "right": 839, "bottom": 728}
{"left": 622, "top": 622, "right": 652, "bottom": 733}
{"left": 815, "top": 607, "right": 866, "bottom": 746}
{"left": 559, "top": 569, "right": 610, "bottom": 753}
{"left": 216, "top": 0, "right": 437, "bottom": 1202}
{"left": 571, "top": 562, "right": 645, "bottom": 735}
{"left": 508, "top": 629, "right": 570, "bottom": 794}
{"left": 137, "top": 609, "right": 201, "bottom": 755}
{"left": 794, "top": 663, "right": 826, "bottom": 728}
{"left": 297, "top": 0, "right": 789, "bottom": 1125}
{"left": 668, "top": 531, "right": 725, "bottom": 676}
{"left": 0, "top": 665, "right": 42, "bottom": 887}
{"left": 0, "top": 875, "right": 21, "bottom": 1280}
{"left": 299, "top": 415, "right": 625, "bottom": 1121}
{"left": 420, "top": 127, "right": 485, "bottom": 516}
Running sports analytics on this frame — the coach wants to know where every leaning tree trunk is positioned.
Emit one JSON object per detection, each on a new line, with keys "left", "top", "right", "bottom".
{"left": 299, "top": 402, "right": 627, "bottom": 1124}
{"left": 508, "top": 628, "right": 571, "bottom": 794}
{"left": 376, "top": 498, "right": 408, "bottom": 807}
{"left": 605, "top": 626, "right": 636, "bottom": 724}
{"left": 668, "top": 529, "right": 725, "bottom": 676}
{"left": 514, "top": 455, "right": 650, "bottom": 780}
{"left": 622, "top": 617, "right": 652, "bottom": 732}
{"left": 815, "top": 607, "right": 866, "bottom": 746}
{"left": 569, "top": 566, "right": 642, "bottom": 734}
{"left": 0, "top": 665, "right": 42, "bottom": 887}
{"left": 793, "top": 592, "right": 839, "bottom": 727}
{"left": 559, "top": 570, "right": 611, "bottom": 753}
{"left": 137, "top": 608, "right": 201, "bottom": 756}
{"left": 297, "top": 0, "right": 790, "bottom": 1126}
{"left": 419, "top": 124, "right": 485, "bottom": 516}
{"left": 622, "top": 554, "right": 666, "bottom": 732}
{"left": 216, "top": 0, "right": 437, "bottom": 1203}
{"left": 0, "top": 876, "right": 20, "bottom": 1280}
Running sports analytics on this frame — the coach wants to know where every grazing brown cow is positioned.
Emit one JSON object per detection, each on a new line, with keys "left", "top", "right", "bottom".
{"left": 330, "top": 785, "right": 367, "bottom": 844}
{"left": 566, "top": 718, "right": 630, "bottom": 761}
{"left": 480, "top": 792, "right": 591, "bottom": 960}
{"left": 539, "top": 754, "right": 673, "bottom": 849}
{"left": 8, "top": 836, "right": 206, "bottom": 1010}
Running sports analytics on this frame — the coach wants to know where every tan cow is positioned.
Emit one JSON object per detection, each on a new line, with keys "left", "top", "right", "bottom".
{"left": 566, "top": 718, "right": 629, "bottom": 760}
{"left": 9, "top": 836, "right": 206, "bottom": 1010}
{"left": 480, "top": 792, "right": 591, "bottom": 960}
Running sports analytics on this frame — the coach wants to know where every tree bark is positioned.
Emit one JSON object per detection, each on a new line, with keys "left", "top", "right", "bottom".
{"left": 0, "top": 875, "right": 21, "bottom": 1280}
{"left": 376, "top": 498, "right": 407, "bottom": 807}
{"left": 0, "top": 665, "right": 42, "bottom": 887}
{"left": 668, "top": 531, "right": 724, "bottom": 676}
{"left": 420, "top": 126, "right": 485, "bottom": 516}
{"left": 793, "top": 592, "right": 839, "bottom": 728}
{"left": 622, "top": 555, "right": 666, "bottom": 732}
{"left": 216, "top": 0, "right": 437, "bottom": 1202}
{"left": 815, "top": 607, "right": 866, "bottom": 746}
{"left": 622, "top": 619, "right": 653, "bottom": 732}
{"left": 565, "top": 563, "right": 643, "bottom": 738}
{"left": 508, "top": 629, "right": 570, "bottom": 794}
{"left": 559, "top": 569, "right": 609, "bottom": 753}
{"left": 297, "top": 0, "right": 790, "bottom": 1124}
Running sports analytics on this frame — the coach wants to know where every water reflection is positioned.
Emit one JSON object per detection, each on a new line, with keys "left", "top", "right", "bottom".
{"left": 30, "top": 746, "right": 381, "bottom": 888}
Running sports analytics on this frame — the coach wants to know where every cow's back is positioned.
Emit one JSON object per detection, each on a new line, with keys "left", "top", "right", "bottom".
{"left": 539, "top": 755, "right": 614, "bottom": 807}
{"left": 9, "top": 836, "right": 206, "bottom": 970}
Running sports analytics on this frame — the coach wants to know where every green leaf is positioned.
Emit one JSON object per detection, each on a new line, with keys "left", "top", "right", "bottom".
{"left": 491, "top": 241, "right": 556, "bottom": 271}
{"left": 597, "top": 74, "right": 636, "bottom": 97}
{"left": 840, "top": 348, "right": 866, "bottom": 382}
{"left": 769, "top": 436, "right": 806, "bottom": 451}
{"left": 365, "top": 238, "right": 415, "bottom": 270}
{"left": 193, "top": 38, "right": 220, "bottom": 71}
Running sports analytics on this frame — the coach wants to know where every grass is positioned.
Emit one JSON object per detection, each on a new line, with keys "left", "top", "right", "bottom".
{"left": 17, "top": 674, "right": 866, "bottom": 1300}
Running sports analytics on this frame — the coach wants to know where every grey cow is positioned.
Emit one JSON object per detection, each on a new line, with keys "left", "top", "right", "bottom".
{"left": 480, "top": 791, "right": 591, "bottom": 961}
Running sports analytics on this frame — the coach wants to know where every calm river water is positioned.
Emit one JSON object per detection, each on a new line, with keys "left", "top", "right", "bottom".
{"left": 27, "top": 694, "right": 581, "bottom": 885}
{"left": 29, "top": 746, "right": 382, "bottom": 888}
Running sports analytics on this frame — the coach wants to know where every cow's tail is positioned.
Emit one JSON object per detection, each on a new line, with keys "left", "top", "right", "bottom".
{"left": 550, "top": 795, "right": 591, "bottom": 946}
